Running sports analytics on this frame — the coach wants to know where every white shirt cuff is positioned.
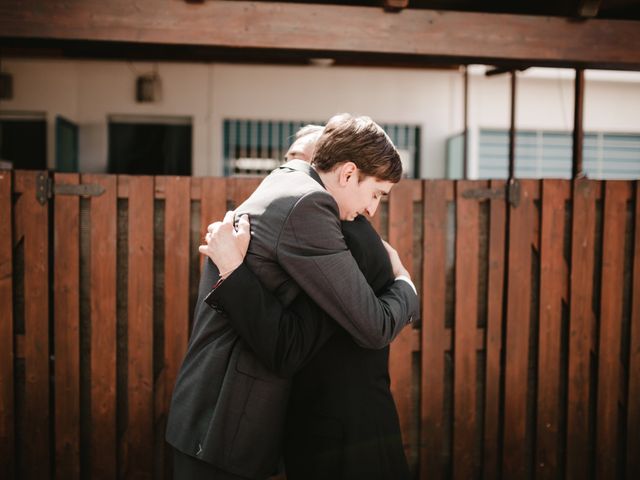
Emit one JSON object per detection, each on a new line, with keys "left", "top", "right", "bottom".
{"left": 395, "top": 275, "right": 417, "bottom": 295}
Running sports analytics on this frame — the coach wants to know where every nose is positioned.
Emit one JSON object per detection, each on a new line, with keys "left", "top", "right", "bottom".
{"left": 366, "top": 198, "right": 380, "bottom": 217}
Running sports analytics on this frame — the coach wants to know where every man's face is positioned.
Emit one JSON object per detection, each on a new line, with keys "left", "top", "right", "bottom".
{"left": 285, "top": 135, "right": 317, "bottom": 162}
{"left": 334, "top": 173, "right": 394, "bottom": 221}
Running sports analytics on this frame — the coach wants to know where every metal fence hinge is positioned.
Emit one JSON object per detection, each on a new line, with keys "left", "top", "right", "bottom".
{"left": 461, "top": 179, "right": 521, "bottom": 208}
{"left": 36, "top": 172, "right": 106, "bottom": 205}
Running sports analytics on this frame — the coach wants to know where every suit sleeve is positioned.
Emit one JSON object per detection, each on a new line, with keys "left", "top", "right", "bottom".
{"left": 276, "top": 190, "right": 420, "bottom": 349}
{"left": 206, "top": 263, "right": 337, "bottom": 377}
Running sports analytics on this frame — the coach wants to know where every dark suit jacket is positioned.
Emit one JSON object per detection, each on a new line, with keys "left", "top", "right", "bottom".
{"left": 166, "top": 161, "right": 419, "bottom": 479}
{"left": 211, "top": 216, "right": 410, "bottom": 479}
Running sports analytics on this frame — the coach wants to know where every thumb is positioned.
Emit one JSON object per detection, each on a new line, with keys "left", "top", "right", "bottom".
{"left": 198, "top": 245, "right": 208, "bottom": 255}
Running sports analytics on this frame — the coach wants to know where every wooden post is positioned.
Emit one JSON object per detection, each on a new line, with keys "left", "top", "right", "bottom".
{"left": 463, "top": 66, "right": 470, "bottom": 179}
{"left": 509, "top": 71, "right": 517, "bottom": 180}
{"left": 572, "top": 69, "right": 585, "bottom": 179}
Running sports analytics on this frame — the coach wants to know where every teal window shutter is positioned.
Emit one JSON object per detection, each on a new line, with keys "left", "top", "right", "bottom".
{"left": 223, "top": 119, "right": 421, "bottom": 177}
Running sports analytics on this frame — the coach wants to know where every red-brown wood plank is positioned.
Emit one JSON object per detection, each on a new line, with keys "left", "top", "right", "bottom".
{"left": 628, "top": 181, "right": 640, "bottom": 480}
{"left": 536, "top": 179, "right": 571, "bottom": 479}
{"left": 53, "top": 173, "right": 81, "bottom": 480}
{"left": 0, "top": 170, "right": 14, "bottom": 480}
{"left": 420, "top": 180, "right": 453, "bottom": 478}
{"left": 199, "top": 177, "right": 227, "bottom": 271}
{"left": 566, "top": 178, "right": 600, "bottom": 480}
{"left": 13, "top": 172, "right": 51, "bottom": 479}
{"left": 85, "top": 174, "right": 117, "bottom": 479}
{"left": 453, "top": 180, "right": 485, "bottom": 479}
{"left": 388, "top": 180, "right": 418, "bottom": 465}
{"left": 229, "top": 177, "right": 262, "bottom": 209}
{"left": 124, "top": 176, "right": 154, "bottom": 480}
{"left": 596, "top": 181, "right": 631, "bottom": 480}
{"left": 502, "top": 179, "right": 539, "bottom": 479}
{"left": 483, "top": 179, "right": 506, "bottom": 480}
{"left": 163, "top": 177, "right": 191, "bottom": 418}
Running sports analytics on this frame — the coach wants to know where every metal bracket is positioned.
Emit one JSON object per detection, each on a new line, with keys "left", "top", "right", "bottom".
{"left": 461, "top": 179, "right": 520, "bottom": 208}
{"left": 36, "top": 172, "right": 106, "bottom": 205}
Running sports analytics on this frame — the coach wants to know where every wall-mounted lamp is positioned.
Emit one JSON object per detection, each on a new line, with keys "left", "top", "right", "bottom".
{"left": 0, "top": 72, "right": 13, "bottom": 100}
{"left": 309, "top": 58, "right": 335, "bottom": 67}
{"left": 136, "top": 73, "right": 161, "bottom": 103}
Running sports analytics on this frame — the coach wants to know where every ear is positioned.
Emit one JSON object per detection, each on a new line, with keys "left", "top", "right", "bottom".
{"left": 338, "top": 162, "right": 358, "bottom": 186}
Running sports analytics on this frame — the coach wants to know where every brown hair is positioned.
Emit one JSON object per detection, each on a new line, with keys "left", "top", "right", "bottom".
{"left": 312, "top": 113, "right": 403, "bottom": 183}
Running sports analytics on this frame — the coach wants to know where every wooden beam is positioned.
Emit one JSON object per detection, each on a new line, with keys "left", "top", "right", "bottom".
{"left": 0, "top": 1, "right": 640, "bottom": 69}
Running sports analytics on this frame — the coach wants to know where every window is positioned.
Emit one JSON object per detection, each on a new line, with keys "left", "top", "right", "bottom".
{"left": 108, "top": 115, "right": 192, "bottom": 175}
{"left": 223, "top": 119, "right": 421, "bottom": 178}
{"left": 0, "top": 112, "right": 47, "bottom": 170}
{"left": 447, "top": 129, "right": 640, "bottom": 179}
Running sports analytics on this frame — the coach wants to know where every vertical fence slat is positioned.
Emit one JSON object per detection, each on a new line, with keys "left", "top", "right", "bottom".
{"left": 85, "top": 174, "right": 118, "bottom": 479}
{"left": 483, "top": 179, "right": 506, "bottom": 480}
{"left": 0, "top": 170, "right": 14, "bottom": 480}
{"left": 229, "top": 177, "right": 262, "bottom": 209}
{"left": 421, "top": 180, "right": 453, "bottom": 479}
{"left": 628, "top": 181, "right": 640, "bottom": 480}
{"left": 453, "top": 180, "right": 485, "bottom": 479}
{"left": 163, "top": 177, "right": 191, "bottom": 472}
{"left": 388, "top": 180, "right": 418, "bottom": 464}
{"left": 14, "top": 172, "right": 51, "bottom": 480}
{"left": 54, "top": 173, "right": 81, "bottom": 480}
{"left": 503, "top": 179, "right": 539, "bottom": 479}
{"left": 536, "top": 179, "right": 571, "bottom": 479}
{"left": 596, "top": 181, "right": 631, "bottom": 480}
{"left": 567, "top": 179, "right": 600, "bottom": 479}
{"left": 125, "top": 176, "right": 155, "bottom": 480}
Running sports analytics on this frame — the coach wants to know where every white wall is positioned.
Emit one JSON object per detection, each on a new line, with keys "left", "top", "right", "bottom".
{"left": 210, "top": 64, "right": 464, "bottom": 177}
{"left": 1, "top": 58, "right": 639, "bottom": 178}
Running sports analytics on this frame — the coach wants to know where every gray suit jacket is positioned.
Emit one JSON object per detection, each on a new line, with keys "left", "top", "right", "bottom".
{"left": 166, "top": 160, "right": 420, "bottom": 478}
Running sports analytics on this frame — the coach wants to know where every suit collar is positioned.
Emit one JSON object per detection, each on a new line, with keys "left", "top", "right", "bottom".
{"left": 279, "top": 159, "right": 325, "bottom": 189}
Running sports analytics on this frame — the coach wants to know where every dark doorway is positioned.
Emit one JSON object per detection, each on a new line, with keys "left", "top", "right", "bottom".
{"left": 0, "top": 113, "right": 47, "bottom": 170}
{"left": 108, "top": 116, "right": 192, "bottom": 175}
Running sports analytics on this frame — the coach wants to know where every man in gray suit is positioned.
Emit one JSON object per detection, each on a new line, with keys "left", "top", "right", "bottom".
{"left": 166, "top": 114, "right": 420, "bottom": 479}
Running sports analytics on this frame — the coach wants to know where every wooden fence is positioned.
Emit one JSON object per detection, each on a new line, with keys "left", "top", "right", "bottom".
{"left": 1, "top": 170, "right": 639, "bottom": 479}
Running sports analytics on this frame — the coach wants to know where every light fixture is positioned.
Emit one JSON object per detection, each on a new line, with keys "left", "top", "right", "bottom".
{"left": 309, "top": 58, "right": 335, "bottom": 67}
{"left": 0, "top": 72, "right": 13, "bottom": 100}
{"left": 136, "top": 73, "right": 161, "bottom": 103}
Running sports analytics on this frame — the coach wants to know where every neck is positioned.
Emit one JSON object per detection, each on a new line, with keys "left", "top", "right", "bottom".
{"left": 317, "top": 169, "right": 336, "bottom": 194}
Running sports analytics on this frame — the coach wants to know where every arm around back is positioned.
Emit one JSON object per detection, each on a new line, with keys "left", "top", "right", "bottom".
{"left": 205, "top": 262, "right": 336, "bottom": 377}
{"left": 277, "top": 191, "right": 420, "bottom": 349}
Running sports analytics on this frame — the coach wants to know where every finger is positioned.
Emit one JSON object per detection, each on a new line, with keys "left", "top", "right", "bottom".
{"left": 236, "top": 214, "right": 250, "bottom": 235}
{"left": 198, "top": 245, "right": 208, "bottom": 255}
{"left": 210, "top": 221, "right": 224, "bottom": 234}
{"left": 223, "top": 210, "right": 235, "bottom": 224}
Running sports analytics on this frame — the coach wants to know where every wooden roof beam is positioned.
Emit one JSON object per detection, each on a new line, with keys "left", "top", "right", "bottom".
{"left": 1, "top": 0, "right": 639, "bottom": 70}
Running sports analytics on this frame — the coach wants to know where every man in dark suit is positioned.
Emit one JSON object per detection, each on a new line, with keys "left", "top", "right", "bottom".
{"left": 166, "top": 114, "right": 419, "bottom": 479}
{"left": 199, "top": 126, "right": 410, "bottom": 479}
